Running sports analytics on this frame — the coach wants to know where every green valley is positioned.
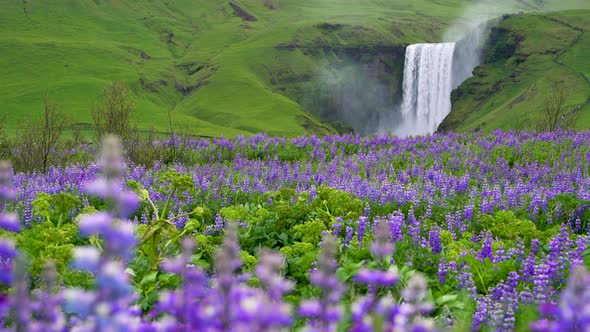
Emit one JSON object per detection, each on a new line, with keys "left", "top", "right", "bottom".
{"left": 440, "top": 10, "right": 590, "bottom": 132}
{"left": 1, "top": 0, "right": 590, "bottom": 136}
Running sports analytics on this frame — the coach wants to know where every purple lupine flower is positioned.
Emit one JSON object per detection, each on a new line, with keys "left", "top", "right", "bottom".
{"left": 302, "top": 235, "right": 345, "bottom": 331}
{"left": 533, "top": 263, "right": 553, "bottom": 304}
{"left": 458, "top": 265, "right": 477, "bottom": 299}
{"left": 332, "top": 217, "right": 343, "bottom": 237}
{"left": 473, "top": 295, "right": 492, "bottom": 330}
{"left": 0, "top": 161, "right": 16, "bottom": 202}
{"left": 28, "top": 262, "right": 66, "bottom": 332}
{"left": 388, "top": 211, "right": 404, "bottom": 242}
{"left": 212, "top": 221, "right": 242, "bottom": 330}
{"left": 78, "top": 212, "right": 113, "bottom": 236}
{"left": 72, "top": 246, "right": 101, "bottom": 273}
{"left": 344, "top": 226, "right": 354, "bottom": 247}
{"left": 84, "top": 136, "right": 139, "bottom": 219}
{"left": 530, "top": 265, "right": 590, "bottom": 331}
{"left": 0, "top": 239, "right": 17, "bottom": 260}
{"left": 478, "top": 234, "right": 493, "bottom": 262}
{"left": 354, "top": 268, "right": 398, "bottom": 287}
{"left": 554, "top": 265, "right": 590, "bottom": 330}
{"left": 438, "top": 259, "right": 457, "bottom": 285}
{"left": 0, "top": 212, "right": 20, "bottom": 233}
{"left": 370, "top": 220, "right": 394, "bottom": 259}
{"left": 357, "top": 216, "right": 368, "bottom": 244}
{"left": 402, "top": 273, "right": 428, "bottom": 304}
{"left": 214, "top": 213, "right": 225, "bottom": 233}
{"left": 0, "top": 160, "right": 19, "bottom": 287}
{"left": 350, "top": 295, "right": 375, "bottom": 329}
{"left": 298, "top": 300, "right": 321, "bottom": 318}
{"left": 256, "top": 250, "right": 294, "bottom": 301}
{"left": 464, "top": 204, "right": 474, "bottom": 221}
{"left": 66, "top": 136, "right": 140, "bottom": 331}
{"left": 428, "top": 226, "right": 442, "bottom": 254}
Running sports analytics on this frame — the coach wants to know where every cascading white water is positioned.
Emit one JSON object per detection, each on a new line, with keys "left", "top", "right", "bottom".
{"left": 398, "top": 43, "right": 456, "bottom": 136}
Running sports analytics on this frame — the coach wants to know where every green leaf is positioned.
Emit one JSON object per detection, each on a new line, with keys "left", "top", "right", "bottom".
{"left": 278, "top": 232, "right": 289, "bottom": 243}
{"left": 140, "top": 224, "right": 163, "bottom": 244}
{"left": 336, "top": 267, "right": 350, "bottom": 281}
{"left": 140, "top": 271, "right": 158, "bottom": 287}
{"left": 125, "top": 268, "right": 136, "bottom": 277}
{"left": 156, "top": 219, "right": 179, "bottom": 237}
{"left": 435, "top": 294, "right": 458, "bottom": 305}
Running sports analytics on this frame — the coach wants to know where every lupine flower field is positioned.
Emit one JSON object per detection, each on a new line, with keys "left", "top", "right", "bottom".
{"left": 0, "top": 131, "right": 589, "bottom": 331}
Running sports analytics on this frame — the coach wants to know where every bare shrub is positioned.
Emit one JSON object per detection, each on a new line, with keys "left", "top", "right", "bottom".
{"left": 160, "top": 107, "right": 195, "bottom": 164}
{"left": 125, "top": 110, "right": 197, "bottom": 167}
{"left": 535, "top": 82, "right": 578, "bottom": 132}
{"left": 92, "top": 81, "right": 135, "bottom": 142}
{"left": 12, "top": 95, "right": 69, "bottom": 173}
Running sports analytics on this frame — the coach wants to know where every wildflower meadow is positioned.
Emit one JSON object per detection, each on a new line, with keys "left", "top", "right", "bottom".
{"left": 0, "top": 131, "right": 589, "bottom": 331}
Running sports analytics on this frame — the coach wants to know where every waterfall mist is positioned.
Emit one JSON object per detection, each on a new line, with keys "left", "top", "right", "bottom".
{"left": 317, "top": 64, "right": 400, "bottom": 136}
{"left": 445, "top": 1, "right": 518, "bottom": 89}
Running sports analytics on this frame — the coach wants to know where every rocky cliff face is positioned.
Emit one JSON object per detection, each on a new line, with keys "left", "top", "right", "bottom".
{"left": 271, "top": 23, "right": 407, "bottom": 135}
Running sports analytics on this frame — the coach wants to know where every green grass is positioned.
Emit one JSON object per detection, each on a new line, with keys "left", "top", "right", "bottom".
{"left": 2, "top": 0, "right": 590, "bottom": 136}
{"left": 441, "top": 10, "right": 590, "bottom": 132}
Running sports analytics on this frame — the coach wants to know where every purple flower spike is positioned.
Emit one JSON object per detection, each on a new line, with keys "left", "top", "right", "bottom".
{"left": 84, "top": 178, "right": 112, "bottom": 200}
{"left": 354, "top": 268, "right": 379, "bottom": 285}
{"left": 357, "top": 216, "right": 368, "bottom": 244}
{"left": 78, "top": 212, "right": 113, "bottom": 236}
{"left": 371, "top": 220, "right": 394, "bottom": 259}
{"left": 116, "top": 190, "right": 140, "bottom": 219}
{"left": 402, "top": 273, "right": 428, "bottom": 304}
{"left": 104, "top": 221, "right": 136, "bottom": 257}
{"left": 378, "top": 270, "right": 399, "bottom": 287}
{"left": 256, "top": 250, "right": 294, "bottom": 301}
{"left": 72, "top": 246, "right": 101, "bottom": 273}
{"left": 97, "top": 261, "right": 132, "bottom": 297}
{"left": 298, "top": 300, "right": 321, "bottom": 318}
{"left": 0, "top": 212, "right": 20, "bottom": 233}
{"left": 0, "top": 186, "right": 16, "bottom": 202}
{"left": 0, "top": 239, "right": 17, "bottom": 259}
{"left": 63, "top": 288, "right": 97, "bottom": 319}
{"left": 97, "top": 135, "right": 126, "bottom": 181}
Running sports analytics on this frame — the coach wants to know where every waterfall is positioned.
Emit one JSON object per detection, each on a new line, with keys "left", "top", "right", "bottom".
{"left": 398, "top": 43, "right": 456, "bottom": 136}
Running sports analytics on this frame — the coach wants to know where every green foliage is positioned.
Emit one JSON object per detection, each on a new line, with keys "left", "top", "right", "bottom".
{"left": 17, "top": 221, "right": 90, "bottom": 287}
{"left": 478, "top": 211, "right": 542, "bottom": 244}
{"left": 220, "top": 206, "right": 248, "bottom": 222}
{"left": 240, "top": 250, "right": 258, "bottom": 272}
{"left": 293, "top": 219, "right": 326, "bottom": 245}
{"left": 130, "top": 268, "right": 180, "bottom": 311}
{"left": 462, "top": 255, "right": 519, "bottom": 294}
{"left": 281, "top": 243, "right": 319, "bottom": 284}
{"left": 312, "top": 187, "right": 364, "bottom": 220}
{"left": 32, "top": 192, "right": 82, "bottom": 226}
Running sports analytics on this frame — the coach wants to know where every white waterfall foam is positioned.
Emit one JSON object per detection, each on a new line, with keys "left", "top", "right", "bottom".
{"left": 397, "top": 43, "right": 456, "bottom": 136}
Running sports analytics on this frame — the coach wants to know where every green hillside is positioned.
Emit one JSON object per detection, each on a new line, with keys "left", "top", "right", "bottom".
{"left": 440, "top": 10, "right": 590, "bottom": 132}
{"left": 1, "top": 0, "right": 590, "bottom": 137}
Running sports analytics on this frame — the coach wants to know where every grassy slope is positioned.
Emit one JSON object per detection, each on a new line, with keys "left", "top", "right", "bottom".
{"left": 2, "top": 0, "right": 589, "bottom": 137}
{"left": 0, "top": 0, "right": 539, "bottom": 137}
{"left": 440, "top": 9, "right": 590, "bottom": 132}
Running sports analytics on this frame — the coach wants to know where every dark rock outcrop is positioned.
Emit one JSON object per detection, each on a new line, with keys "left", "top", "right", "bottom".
{"left": 229, "top": 2, "right": 257, "bottom": 22}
